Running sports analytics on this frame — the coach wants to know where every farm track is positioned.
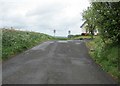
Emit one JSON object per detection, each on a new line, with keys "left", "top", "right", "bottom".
{"left": 2, "top": 40, "right": 117, "bottom": 84}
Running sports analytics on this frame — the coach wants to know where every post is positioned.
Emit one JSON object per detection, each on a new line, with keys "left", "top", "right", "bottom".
{"left": 68, "top": 30, "right": 71, "bottom": 35}
{"left": 68, "top": 30, "right": 71, "bottom": 38}
{"left": 53, "top": 29, "right": 56, "bottom": 37}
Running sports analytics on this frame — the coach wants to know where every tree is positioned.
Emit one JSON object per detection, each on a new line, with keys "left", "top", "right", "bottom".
{"left": 82, "top": 6, "right": 96, "bottom": 39}
{"left": 82, "top": 2, "right": 120, "bottom": 43}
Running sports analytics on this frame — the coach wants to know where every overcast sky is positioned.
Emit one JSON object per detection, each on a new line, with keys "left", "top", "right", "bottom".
{"left": 0, "top": 0, "right": 90, "bottom": 37}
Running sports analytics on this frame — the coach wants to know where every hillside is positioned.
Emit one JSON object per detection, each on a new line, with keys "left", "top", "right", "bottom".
{"left": 2, "top": 28, "right": 54, "bottom": 61}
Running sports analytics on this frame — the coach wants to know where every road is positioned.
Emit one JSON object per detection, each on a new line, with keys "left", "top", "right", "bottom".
{"left": 2, "top": 40, "right": 117, "bottom": 84}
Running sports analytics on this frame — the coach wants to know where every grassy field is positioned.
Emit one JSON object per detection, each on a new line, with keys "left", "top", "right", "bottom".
{"left": 54, "top": 37, "right": 68, "bottom": 40}
{"left": 54, "top": 36, "right": 94, "bottom": 40}
{"left": 86, "top": 36, "right": 120, "bottom": 81}
{"left": 2, "top": 29, "right": 54, "bottom": 61}
{"left": 70, "top": 35, "right": 98, "bottom": 40}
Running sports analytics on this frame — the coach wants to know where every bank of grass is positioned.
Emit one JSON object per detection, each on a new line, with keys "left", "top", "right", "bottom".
{"left": 2, "top": 29, "right": 54, "bottom": 61}
{"left": 86, "top": 36, "right": 120, "bottom": 81}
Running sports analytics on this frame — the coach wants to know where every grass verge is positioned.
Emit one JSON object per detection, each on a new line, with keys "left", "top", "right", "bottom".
{"left": 2, "top": 29, "right": 54, "bottom": 61}
{"left": 86, "top": 36, "right": 120, "bottom": 82}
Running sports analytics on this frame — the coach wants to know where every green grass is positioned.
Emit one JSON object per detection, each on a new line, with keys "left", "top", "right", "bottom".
{"left": 2, "top": 29, "right": 54, "bottom": 61}
{"left": 74, "top": 36, "right": 91, "bottom": 39}
{"left": 54, "top": 37, "right": 69, "bottom": 40}
{"left": 70, "top": 35, "right": 98, "bottom": 40}
{"left": 86, "top": 36, "right": 120, "bottom": 81}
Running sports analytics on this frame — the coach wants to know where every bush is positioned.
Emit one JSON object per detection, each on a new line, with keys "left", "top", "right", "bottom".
{"left": 81, "top": 33, "right": 91, "bottom": 36}
{"left": 81, "top": 33, "right": 86, "bottom": 36}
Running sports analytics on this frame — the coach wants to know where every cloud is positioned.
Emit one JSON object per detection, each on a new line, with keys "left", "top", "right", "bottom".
{"left": 0, "top": 0, "right": 90, "bottom": 36}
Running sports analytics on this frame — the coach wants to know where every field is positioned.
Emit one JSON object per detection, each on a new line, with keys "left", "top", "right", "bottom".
{"left": 2, "top": 29, "right": 54, "bottom": 61}
{"left": 70, "top": 35, "right": 98, "bottom": 40}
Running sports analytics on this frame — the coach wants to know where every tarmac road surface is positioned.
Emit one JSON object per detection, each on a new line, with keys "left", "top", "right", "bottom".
{"left": 2, "top": 40, "right": 117, "bottom": 84}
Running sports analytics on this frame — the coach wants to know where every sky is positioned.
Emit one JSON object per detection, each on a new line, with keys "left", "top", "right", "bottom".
{"left": 0, "top": 0, "right": 90, "bottom": 37}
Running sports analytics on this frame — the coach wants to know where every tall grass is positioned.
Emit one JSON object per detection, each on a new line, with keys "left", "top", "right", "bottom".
{"left": 86, "top": 36, "right": 119, "bottom": 81}
{"left": 2, "top": 29, "right": 54, "bottom": 61}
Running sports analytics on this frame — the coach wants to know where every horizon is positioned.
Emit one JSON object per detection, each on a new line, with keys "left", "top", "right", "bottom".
{"left": 0, "top": 0, "right": 90, "bottom": 36}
